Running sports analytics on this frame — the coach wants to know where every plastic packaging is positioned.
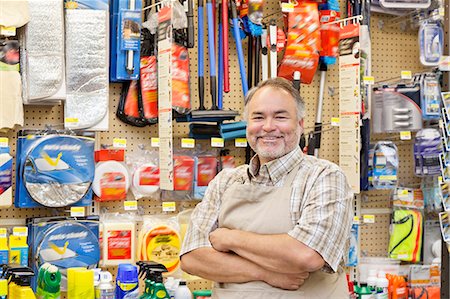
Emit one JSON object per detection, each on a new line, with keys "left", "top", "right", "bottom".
{"left": 36, "top": 263, "right": 61, "bottom": 299}
{"left": 174, "top": 281, "right": 192, "bottom": 299}
{"left": 95, "top": 271, "right": 115, "bottom": 299}
{"left": 0, "top": 145, "right": 12, "bottom": 208}
{"left": 419, "top": 22, "right": 443, "bottom": 66}
{"left": 367, "top": 269, "right": 377, "bottom": 295}
{"left": 414, "top": 128, "right": 442, "bottom": 177}
{"left": 164, "top": 277, "right": 179, "bottom": 298}
{"left": 67, "top": 268, "right": 94, "bottom": 299}
{"left": 372, "top": 141, "right": 398, "bottom": 189}
{"left": 376, "top": 272, "right": 389, "bottom": 299}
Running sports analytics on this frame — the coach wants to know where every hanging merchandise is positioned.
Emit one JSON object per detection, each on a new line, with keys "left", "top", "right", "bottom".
{"left": 110, "top": 0, "right": 143, "bottom": 81}
{"left": 116, "top": 80, "right": 148, "bottom": 127}
{"left": 414, "top": 128, "right": 442, "bottom": 177}
{"left": 392, "top": 187, "right": 424, "bottom": 210}
{"left": 127, "top": 148, "right": 160, "bottom": 199}
{"left": 420, "top": 73, "right": 441, "bottom": 120}
{"left": 28, "top": 216, "right": 100, "bottom": 292}
{"left": 140, "top": 50, "right": 158, "bottom": 124}
{"left": 0, "top": 38, "right": 23, "bottom": 131}
{"left": 372, "top": 84, "right": 422, "bottom": 133}
{"left": 20, "top": 0, "right": 65, "bottom": 104}
{"left": 193, "top": 154, "right": 218, "bottom": 199}
{"left": 419, "top": 21, "right": 443, "bottom": 67}
{"left": 9, "top": 229, "right": 28, "bottom": 266}
{"left": 137, "top": 216, "right": 182, "bottom": 276}
{"left": 64, "top": 0, "right": 109, "bottom": 131}
{"left": 278, "top": 3, "right": 320, "bottom": 84}
{"left": 171, "top": 43, "right": 191, "bottom": 114}
{"left": 173, "top": 155, "right": 195, "bottom": 192}
{"left": 372, "top": 141, "right": 399, "bottom": 189}
{"left": 388, "top": 209, "right": 423, "bottom": 262}
{"left": 15, "top": 132, "right": 95, "bottom": 208}
{"left": 345, "top": 222, "right": 359, "bottom": 267}
{"left": 100, "top": 213, "right": 136, "bottom": 266}
{"left": 36, "top": 263, "right": 61, "bottom": 299}
{"left": 0, "top": 144, "right": 12, "bottom": 208}
{"left": 93, "top": 149, "right": 131, "bottom": 201}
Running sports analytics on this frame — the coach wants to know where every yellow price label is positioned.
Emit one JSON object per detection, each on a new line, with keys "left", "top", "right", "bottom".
{"left": 0, "top": 228, "right": 7, "bottom": 238}
{"left": 113, "top": 138, "right": 127, "bottom": 148}
{"left": 162, "top": 201, "right": 176, "bottom": 212}
{"left": 65, "top": 117, "right": 79, "bottom": 124}
{"left": 70, "top": 207, "right": 85, "bottom": 217}
{"left": 0, "top": 137, "right": 8, "bottom": 147}
{"left": 379, "top": 175, "right": 397, "bottom": 181}
{"left": 281, "top": 2, "right": 295, "bottom": 12}
{"left": 331, "top": 117, "right": 340, "bottom": 126}
{"left": 397, "top": 189, "right": 409, "bottom": 198}
{"left": 353, "top": 216, "right": 360, "bottom": 224}
{"left": 0, "top": 26, "right": 16, "bottom": 36}
{"left": 211, "top": 138, "right": 224, "bottom": 148}
{"left": 151, "top": 138, "right": 160, "bottom": 147}
{"left": 124, "top": 200, "right": 138, "bottom": 211}
{"left": 13, "top": 227, "right": 28, "bottom": 237}
{"left": 235, "top": 138, "right": 247, "bottom": 147}
{"left": 181, "top": 138, "right": 195, "bottom": 148}
{"left": 439, "top": 176, "right": 443, "bottom": 184}
{"left": 401, "top": 70, "right": 412, "bottom": 79}
{"left": 363, "top": 76, "right": 375, "bottom": 85}
{"left": 363, "top": 215, "right": 375, "bottom": 223}
{"left": 400, "top": 131, "right": 411, "bottom": 140}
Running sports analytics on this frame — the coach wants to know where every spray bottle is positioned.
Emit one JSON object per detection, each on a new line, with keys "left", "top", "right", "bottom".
{"left": 115, "top": 263, "right": 139, "bottom": 299}
{"left": 36, "top": 263, "right": 61, "bottom": 299}
{"left": 137, "top": 262, "right": 169, "bottom": 299}
{"left": 95, "top": 271, "right": 115, "bottom": 299}
{"left": 3, "top": 265, "right": 35, "bottom": 299}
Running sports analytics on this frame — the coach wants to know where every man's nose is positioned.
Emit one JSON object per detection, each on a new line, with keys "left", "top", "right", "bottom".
{"left": 262, "top": 118, "right": 275, "bottom": 131}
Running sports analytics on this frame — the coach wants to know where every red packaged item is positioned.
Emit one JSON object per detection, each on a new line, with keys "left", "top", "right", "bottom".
{"left": 278, "top": 3, "right": 320, "bottom": 84}
{"left": 197, "top": 156, "right": 218, "bottom": 186}
{"left": 173, "top": 156, "right": 195, "bottom": 191}
{"left": 172, "top": 44, "right": 190, "bottom": 114}
{"left": 140, "top": 56, "right": 158, "bottom": 122}
{"left": 319, "top": 10, "right": 340, "bottom": 58}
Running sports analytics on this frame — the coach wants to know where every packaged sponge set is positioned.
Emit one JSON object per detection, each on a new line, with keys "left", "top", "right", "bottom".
{"left": 14, "top": 130, "right": 95, "bottom": 208}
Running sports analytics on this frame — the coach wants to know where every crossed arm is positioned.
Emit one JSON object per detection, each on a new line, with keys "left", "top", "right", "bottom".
{"left": 180, "top": 228, "right": 324, "bottom": 290}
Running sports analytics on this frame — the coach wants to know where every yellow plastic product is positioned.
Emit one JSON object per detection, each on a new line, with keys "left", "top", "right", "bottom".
{"left": 67, "top": 268, "right": 94, "bottom": 299}
{"left": 0, "top": 231, "right": 8, "bottom": 264}
{"left": 15, "top": 285, "right": 36, "bottom": 299}
{"left": 0, "top": 279, "right": 7, "bottom": 297}
{"left": 9, "top": 235, "right": 28, "bottom": 266}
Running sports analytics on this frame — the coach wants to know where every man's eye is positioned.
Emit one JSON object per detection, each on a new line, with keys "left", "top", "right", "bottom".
{"left": 252, "top": 116, "right": 263, "bottom": 120}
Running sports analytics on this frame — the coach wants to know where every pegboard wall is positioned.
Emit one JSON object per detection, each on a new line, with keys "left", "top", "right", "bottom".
{"left": 0, "top": 0, "right": 429, "bottom": 294}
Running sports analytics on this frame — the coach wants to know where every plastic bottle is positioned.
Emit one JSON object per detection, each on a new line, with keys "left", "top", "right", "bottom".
{"left": 115, "top": 264, "right": 139, "bottom": 299}
{"left": 375, "top": 272, "right": 389, "bottom": 299}
{"left": 0, "top": 279, "right": 6, "bottom": 299}
{"left": 367, "top": 269, "right": 378, "bottom": 296}
{"left": 95, "top": 271, "right": 115, "bottom": 299}
{"left": 174, "top": 281, "right": 192, "bottom": 299}
{"left": 0, "top": 146, "right": 13, "bottom": 208}
{"left": 164, "top": 277, "right": 179, "bottom": 299}
{"left": 36, "top": 263, "right": 61, "bottom": 299}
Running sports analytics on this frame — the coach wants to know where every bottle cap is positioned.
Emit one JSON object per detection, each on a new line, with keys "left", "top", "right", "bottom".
{"left": 117, "top": 263, "right": 138, "bottom": 283}
{"left": 179, "top": 281, "right": 187, "bottom": 286}
{"left": 100, "top": 271, "right": 113, "bottom": 283}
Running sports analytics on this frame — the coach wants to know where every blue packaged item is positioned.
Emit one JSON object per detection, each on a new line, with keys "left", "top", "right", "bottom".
{"left": 27, "top": 216, "right": 100, "bottom": 292}
{"left": 372, "top": 141, "right": 398, "bottom": 189}
{"left": 414, "top": 128, "right": 442, "bottom": 176}
{"left": 110, "top": 0, "right": 143, "bottom": 82}
{"left": 420, "top": 74, "right": 441, "bottom": 120}
{"left": 419, "top": 21, "right": 443, "bottom": 66}
{"left": 116, "top": 263, "right": 139, "bottom": 299}
{"left": 15, "top": 132, "right": 95, "bottom": 208}
{"left": 346, "top": 223, "right": 358, "bottom": 267}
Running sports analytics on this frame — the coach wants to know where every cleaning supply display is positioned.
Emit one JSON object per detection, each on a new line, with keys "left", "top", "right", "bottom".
{"left": 64, "top": 0, "right": 109, "bottom": 130}
{"left": 388, "top": 209, "right": 423, "bottom": 262}
{"left": 100, "top": 213, "right": 136, "bottom": 266}
{"left": 36, "top": 263, "right": 61, "bottom": 299}
{"left": 127, "top": 148, "right": 160, "bottom": 199}
{"left": 0, "top": 143, "right": 12, "bottom": 208}
{"left": 93, "top": 149, "right": 131, "bottom": 201}
{"left": 372, "top": 141, "right": 399, "bottom": 189}
{"left": 28, "top": 216, "right": 100, "bottom": 291}
{"left": 95, "top": 271, "right": 115, "bottom": 299}
{"left": 15, "top": 132, "right": 95, "bottom": 208}
{"left": 20, "top": 0, "right": 65, "bottom": 103}
{"left": 9, "top": 227, "right": 28, "bottom": 266}
{"left": 137, "top": 261, "right": 169, "bottom": 299}
{"left": 138, "top": 216, "right": 182, "bottom": 275}
{"left": 414, "top": 128, "right": 442, "bottom": 177}
{"left": 419, "top": 21, "right": 443, "bottom": 67}
{"left": 67, "top": 268, "right": 94, "bottom": 299}
{"left": 420, "top": 73, "right": 441, "bottom": 120}
{"left": 115, "top": 263, "right": 139, "bottom": 299}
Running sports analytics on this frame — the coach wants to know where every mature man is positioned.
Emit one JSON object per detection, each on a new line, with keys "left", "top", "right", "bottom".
{"left": 180, "top": 78, "right": 353, "bottom": 298}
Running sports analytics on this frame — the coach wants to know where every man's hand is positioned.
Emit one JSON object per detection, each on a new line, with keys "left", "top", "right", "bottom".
{"left": 209, "top": 228, "right": 233, "bottom": 252}
{"left": 263, "top": 271, "right": 310, "bottom": 290}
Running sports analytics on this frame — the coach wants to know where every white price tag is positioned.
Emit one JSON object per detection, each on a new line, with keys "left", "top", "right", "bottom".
{"left": 0, "top": 228, "right": 7, "bottom": 238}
{"left": 181, "top": 138, "right": 195, "bottom": 148}
{"left": 281, "top": 2, "right": 294, "bottom": 12}
{"left": 363, "top": 76, "right": 375, "bottom": 85}
{"left": 0, "top": 138, "right": 8, "bottom": 147}
{"left": 401, "top": 70, "right": 412, "bottom": 80}
{"left": 211, "top": 138, "right": 224, "bottom": 148}
{"left": 124, "top": 200, "right": 138, "bottom": 211}
{"left": 400, "top": 131, "right": 411, "bottom": 140}
{"left": 113, "top": 138, "right": 127, "bottom": 148}
{"left": 70, "top": 207, "right": 85, "bottom": 217}
{"left": 13, "top": 227, "right": 28, "bottom": 237}
{"left": 235, "top": 138, "right": 247, "bottom": 147}
{"left": 363, "top": 215, "right": 375, "bottom": 223}
{"left": 151, "top": 138, "right": 160, "bottom": 147}
{"left": 331, "top": 117, "right": 340, "bottom": 127}
{"left": 162, "top": 201, "right": 176, "bottom": 212}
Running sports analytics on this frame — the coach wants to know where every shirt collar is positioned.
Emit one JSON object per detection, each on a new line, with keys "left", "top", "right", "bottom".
{"left": 248, "top": 146, "right": 304, "bottom": 183}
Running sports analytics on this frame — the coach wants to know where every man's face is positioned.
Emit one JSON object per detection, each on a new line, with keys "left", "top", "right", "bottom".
{"left": 246, "top": 86, "right": 304, "bottom": 165}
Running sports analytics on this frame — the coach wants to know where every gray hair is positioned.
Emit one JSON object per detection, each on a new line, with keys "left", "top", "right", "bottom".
{"left": 243, "top": 78, "right": 306, "bottom": 121}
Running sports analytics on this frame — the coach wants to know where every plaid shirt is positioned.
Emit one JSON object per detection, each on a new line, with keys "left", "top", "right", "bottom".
{"left": 181, "top": 146, "right": 353, "bottom": 272}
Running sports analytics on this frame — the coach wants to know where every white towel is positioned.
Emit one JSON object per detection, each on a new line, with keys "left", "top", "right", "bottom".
{"left": 0, "top": 66, "right": 23, "bottom": 131}
{"left": 0, "top": 0, "right": 30, "bottom": 28}
{"left": 64, "top": 9, "right": 108, "bottom": 129}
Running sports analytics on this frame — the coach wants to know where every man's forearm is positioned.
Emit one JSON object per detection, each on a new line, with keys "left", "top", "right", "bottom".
{"left": 180, "top": 247, "right": 266, "bottom": 283}
{"left": 222, "top": 230, "right": 324, "bottom": 273}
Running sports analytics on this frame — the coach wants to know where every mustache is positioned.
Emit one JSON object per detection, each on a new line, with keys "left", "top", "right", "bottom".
{"left": 256, "top": 135, "right": 282, "bottom": 138}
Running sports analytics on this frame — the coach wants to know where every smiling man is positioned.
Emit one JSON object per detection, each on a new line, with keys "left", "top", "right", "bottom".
{"left": 180, "top": 78, "right": 353, "bottom": 299}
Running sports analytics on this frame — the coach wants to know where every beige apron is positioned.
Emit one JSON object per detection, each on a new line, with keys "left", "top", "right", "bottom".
{"left": 213, "top": 164, "right": 349, "bottom": 299}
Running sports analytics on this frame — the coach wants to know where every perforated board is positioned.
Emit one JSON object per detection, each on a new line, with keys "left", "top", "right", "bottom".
{"left": 0, "top": 1, "right": 425, "bottom": 295}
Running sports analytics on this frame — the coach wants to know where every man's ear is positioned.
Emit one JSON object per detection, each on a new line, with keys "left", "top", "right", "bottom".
{"left": 299, "top": 119, "right": 304, "bottom": 128}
